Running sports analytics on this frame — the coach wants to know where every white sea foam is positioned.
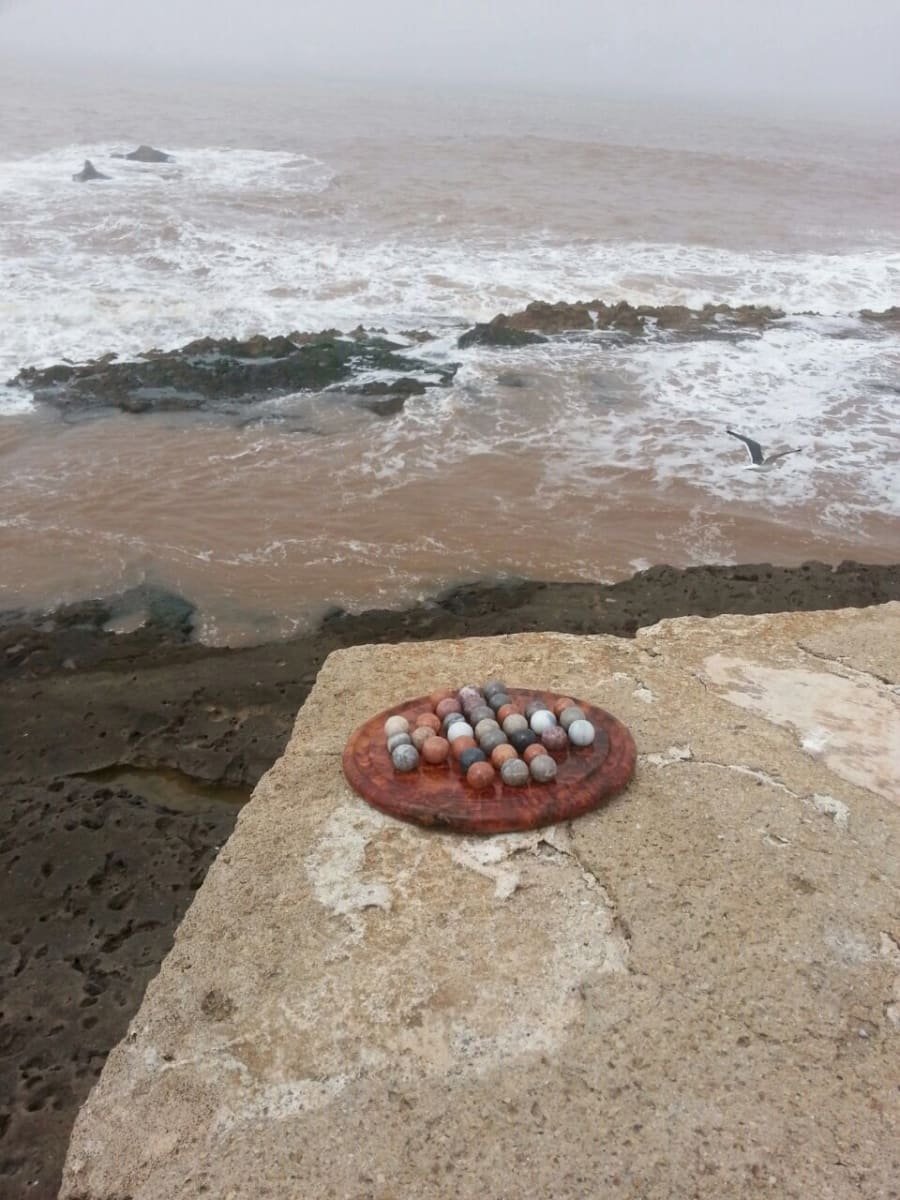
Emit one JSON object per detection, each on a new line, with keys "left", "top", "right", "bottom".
{"left": 1, "top": 141, "right": 899, "bottom": 386}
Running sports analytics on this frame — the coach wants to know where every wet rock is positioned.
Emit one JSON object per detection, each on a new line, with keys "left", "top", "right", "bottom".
{"left": 457, "top": 321, "right": 547, "bottom": 349}
{"left": 114, "top": 144, "right": 173, "bottom": 163}
{"left": 12, "top": 334, "right": 457, "bottom": 418}
{"left": 495, "top": 370, "right": 533, "bottom": 388}
{"left": 342, "top": 376, "right": 427, "bottom": 416}
{"left": 72, "top": 159, "right": 108, "bottom": 182}
{"left": 860, "top": 306, "right": 900, "bottom": 329}
{"left": 459, "top": 300, "right": 785, "bottom": 346}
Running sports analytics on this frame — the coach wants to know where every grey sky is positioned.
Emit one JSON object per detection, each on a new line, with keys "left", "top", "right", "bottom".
{"left": 2, "top": 0, "right": 898, "bottom": 109}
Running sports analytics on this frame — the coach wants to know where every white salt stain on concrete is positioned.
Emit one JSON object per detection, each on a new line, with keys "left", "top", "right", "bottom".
{"left": 812, "top": 792, "right": 850, "bottom": 831}
{"left": 304, "top": 804, "right": 393, "bottom": 924}
{"left": 448, "top": 824, "right": 573, "bottom": 899}
{"left": 215, "top": 1076, "right": 349, "bottom": 1132}
{"left": 703, "top": 654, "right": 900, "bottom": 802}
{"left": 642, "top": 744, "right": 694, "bottom": 767}
{"left": 880, "top": 932, "right": 900, "bottom": 1029}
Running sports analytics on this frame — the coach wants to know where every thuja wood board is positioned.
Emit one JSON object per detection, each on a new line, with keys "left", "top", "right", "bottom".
{"left": 342, "top": 687, "right": 636, "bottom": 835}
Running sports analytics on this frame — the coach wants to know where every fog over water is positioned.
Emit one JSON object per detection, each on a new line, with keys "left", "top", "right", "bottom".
{"left": 3, "top": 0, "right": 900, "bottom": 112}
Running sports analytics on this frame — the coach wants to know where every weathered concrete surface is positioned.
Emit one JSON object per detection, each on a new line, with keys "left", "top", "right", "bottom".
{"left": 61, "top": 605, "right": 900, "bottom": 1200}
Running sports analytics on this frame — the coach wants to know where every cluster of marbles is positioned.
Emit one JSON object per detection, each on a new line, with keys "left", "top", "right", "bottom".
{"left": 384, "top": 679, "right": 598, "bottom": 791}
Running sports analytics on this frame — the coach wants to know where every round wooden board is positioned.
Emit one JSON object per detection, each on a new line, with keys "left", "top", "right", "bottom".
{"left": 342, "top": 688, "right": 636, "bottom": 835}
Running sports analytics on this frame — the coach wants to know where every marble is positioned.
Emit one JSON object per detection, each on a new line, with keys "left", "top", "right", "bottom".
{"left": 500, "top": 758, "right": 530, "bottom": 788}
{"left": 411, "top": 727, "right": 435, "bottom": 751}
{"left": 458, "top": 685, "right": 483, "bottom": 708}
{"left": 447, "top": 722, "right": 475, "bottom": 743}
{"left": 540, "top": 725, "right": 570, "bottom": 754}
{"left": 529, "top": 754, "right": 558, "bottom": 783}
{"left": 496, "top": 704, "right": 518, "bottom": 725}
{"left": 428, "top": 687, "right": 456, "bottom": 707}
{"left": 474, "top": 718, "right": 501, "bottom": 741}
{"left": 523, "top": 743, "right": 546, "bottom": 765}
{"left": 468, "top": 705, "right": 495, "bottom": 726}
{"left": 391, "top": 744, "right": 419, "bottom": 773}
{"left": 479, "top": 729, "right": 509, "bottom": 755}
{"left": 488, "top": 692, "right": 511, "bottom": 712}
{"left": 458, "top": 746, "right": 487, "bottom": 773}
{"left": 524, "top": 700, "right": 550, "bottom": 719}
{"left": 435, "top": 698, "right": 462, "bottom": 720}
{"left": 443, "top": 711, "right": 468, "bottom": 732}
{"left": 421, "top": 736, "right": 450, "bottom": 765}
{"left": 384, "top": 715, "right": 410, "bottom": 738}
{"left": 552, "top": 696, "right": 576, "bottom": 717}
{"left": 415, "top": 713, "right": 442, "bottom": 733}
{"left": 387, "top": 732, "right": 412, "bottom": 752}
{"left": 465, "top": 760, "right": 496, "bottom": 790}
{"left": 482, "top": 678, "right": 507, "bottom": 699}
{"left": 529, "top": 710, "right": 558, "bottom": 735}
{"left": 502, "top": 714, "right": 529, "bottom": 736}
{"left": 558, "top": 705, "right": 587, "bottom": 730}
{"left": 490, "top": 744, "right": 518, "bottom": 769}
{"left": 567, "top": 719, "right": 596, "bottom": 747}
{"left": 450, "top": 736, "right": 477, "bottom": 759}
{"left": 509, "top": 728, "right": 538, "bottom": 753}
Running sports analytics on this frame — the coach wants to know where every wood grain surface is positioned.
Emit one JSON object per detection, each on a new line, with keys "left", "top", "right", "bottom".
{"left": 342, "top": 688, "right": 636, "bottom": 834}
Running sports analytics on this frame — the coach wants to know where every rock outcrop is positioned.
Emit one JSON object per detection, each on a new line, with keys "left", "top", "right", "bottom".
{"left": 115, "top": 144, "right": 173, "bottom": 163}
{"left": 459, "top": 299, "right": 785, "bottom": 347}
{"left": 72, "top": 159, "right": 108, "bottom": 182}
{"left": 12, "top": 333, "right": 456, "bottom": 417}
{"left": 60, "top": 604, "right": 900, "bottom": 1199}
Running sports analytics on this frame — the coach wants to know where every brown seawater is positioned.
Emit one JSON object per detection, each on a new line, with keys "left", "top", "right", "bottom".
{"left": 1, "top": 64, "right": 898, "bottom": 642}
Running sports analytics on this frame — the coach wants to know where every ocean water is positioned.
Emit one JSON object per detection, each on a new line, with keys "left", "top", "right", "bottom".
{"left": 1, "top": 63, "right": 898, "bottom": 641}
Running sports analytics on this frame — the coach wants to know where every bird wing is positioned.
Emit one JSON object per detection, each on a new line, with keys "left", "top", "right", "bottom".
{"left": 764, "top": 447, "right": 802, "bottom": 464}
{"left": 726, "top": 429, "right": 764, "bottom": 464}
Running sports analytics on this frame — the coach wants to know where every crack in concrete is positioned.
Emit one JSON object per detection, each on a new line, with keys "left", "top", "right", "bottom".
{"left": 796, "top": 641, "right": 899, "bottom": 692}
{"left": 639, "top": 750, "right": 851, "bottom": 831}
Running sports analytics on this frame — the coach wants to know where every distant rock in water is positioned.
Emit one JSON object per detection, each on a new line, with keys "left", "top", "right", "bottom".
{"left": 458, "top": 300, "right": 786, "bottom": 348}
{"left": 72, "top": 159, "right": 108, "bottom": 182}
{"left": 11, "top": 332, "right": 457, "bottom": 418}
{"left": 113, "top": 144, "right": 173, "bottom": 163}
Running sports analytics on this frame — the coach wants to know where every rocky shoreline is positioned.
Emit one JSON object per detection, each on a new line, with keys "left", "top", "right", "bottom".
{"left": 3, "top": 560, "right": 900, "bottom": 1197}
{"left": 9, "top": 301, "right": 897, "bottom": 420}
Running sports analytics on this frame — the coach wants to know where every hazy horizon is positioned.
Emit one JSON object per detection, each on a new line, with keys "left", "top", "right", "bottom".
{"left": 2, "top": 0, "right": 899, "bottom": 117}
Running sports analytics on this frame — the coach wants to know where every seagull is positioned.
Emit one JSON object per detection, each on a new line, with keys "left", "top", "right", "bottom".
{"left": 727, "top": 429, "right": 802, "bottom": 472}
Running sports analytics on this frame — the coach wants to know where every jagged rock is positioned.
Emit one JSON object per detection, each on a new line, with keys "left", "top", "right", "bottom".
{"left": 860, "top": 306, "right": 900, "bottom": 329}
{"left": 505, "top": 300, "right": 594, "bottom": 333}
{"left": 72, "top": 159, "right": 108, "bottom": 182}
{"left": 458, "top": 300, "right": 785, "bottom": 346}
{"left": 457, "top": 321, "right": 547, "bottom": 349}
{"left": 342, "top": 376, "right": 427, "bottom": 416}
{"left": 12, "top": 334, "right": 457, "bottom": 417}
{"left": 399, "top": 329, "right": 436, "bottom": 343}
{"left": 113, "top": 145, "right": 173, "bottom": 163}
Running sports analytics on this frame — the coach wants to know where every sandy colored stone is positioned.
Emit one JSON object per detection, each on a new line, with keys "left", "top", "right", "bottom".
{"left": 62, "top": 606, "right": 900, "bottom": 1200}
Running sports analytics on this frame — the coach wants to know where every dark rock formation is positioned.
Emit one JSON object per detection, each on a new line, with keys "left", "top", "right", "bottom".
{"left": 341, "top": 376, "right": 428, "bottom": 416}
{"left": 458, "top": 300, "right": 785, "bottom": 347}
{"left": 114, "top": 144, "right": 173, "bottom": 163}
{"left": 72, "top": 159, "right": 108, "bottom": 182}
{"left": 860, "top": 306, "right": 900, "bottom": 329}
{"left": 457, "top": 323, "right": 547, "bottom": 349}
{"left": 11, "top": 333, "right": 457, "bottom": 418}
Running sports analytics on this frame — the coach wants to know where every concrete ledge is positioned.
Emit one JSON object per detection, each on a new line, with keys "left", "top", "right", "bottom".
{"left": 62, "top": 606, "right": 900, "bottom": 1199}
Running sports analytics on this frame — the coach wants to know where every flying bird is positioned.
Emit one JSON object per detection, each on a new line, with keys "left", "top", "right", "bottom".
{"left": 727, "top": 429, "right": 802, "bottom": 472}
